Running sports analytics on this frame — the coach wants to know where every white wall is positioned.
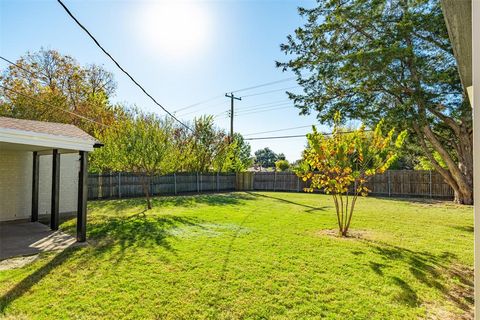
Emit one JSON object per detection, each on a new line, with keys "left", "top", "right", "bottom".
{"left": 0, "top": 150, "right": 79, "bottom": 222}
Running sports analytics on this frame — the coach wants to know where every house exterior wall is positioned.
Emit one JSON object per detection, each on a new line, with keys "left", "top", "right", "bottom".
{"left": 0, "top": 150, "right": 79, "bottom": 222}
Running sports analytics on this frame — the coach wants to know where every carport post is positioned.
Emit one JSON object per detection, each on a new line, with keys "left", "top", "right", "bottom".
{"left": 77, "top": 151, "right": 88, "bottom": 242}
{"left": 50, "top": 149, "right": 60, "bottom": 230}
{"left": 31, "top": 151, "right": 39, "bottom": 222}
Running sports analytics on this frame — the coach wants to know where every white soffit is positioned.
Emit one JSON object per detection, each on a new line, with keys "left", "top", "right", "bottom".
{"left": 0, "top": 127, "right": 95, "bottom": 152}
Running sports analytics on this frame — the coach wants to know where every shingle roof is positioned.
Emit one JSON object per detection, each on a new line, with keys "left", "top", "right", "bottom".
{"left": 0, "top": 117, "right": 99, "bottom": 144}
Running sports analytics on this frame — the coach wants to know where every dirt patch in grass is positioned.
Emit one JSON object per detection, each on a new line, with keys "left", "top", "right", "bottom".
{"left": 314, "top": 229, "right": 375, "bottom": 240}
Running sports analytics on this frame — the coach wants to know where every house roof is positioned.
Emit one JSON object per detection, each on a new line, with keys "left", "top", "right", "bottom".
{"left": 0, "top": 117, "right": 101, "bottom": 152}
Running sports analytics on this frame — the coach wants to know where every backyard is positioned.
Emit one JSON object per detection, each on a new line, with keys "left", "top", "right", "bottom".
{"left": 0, "top": 192, "right": 474, "bottom": 319}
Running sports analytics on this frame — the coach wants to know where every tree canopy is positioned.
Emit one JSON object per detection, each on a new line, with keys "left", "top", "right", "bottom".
{"left": 254, "top": 147, "right": 281, "bottom": 168}
{"left": 278, "top": 0, "right": 473, "bottom": 204}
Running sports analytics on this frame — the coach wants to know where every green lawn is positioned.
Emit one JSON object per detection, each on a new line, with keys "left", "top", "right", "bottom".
{"left": 0, "top": 192, "right": 473, "bottom": 319}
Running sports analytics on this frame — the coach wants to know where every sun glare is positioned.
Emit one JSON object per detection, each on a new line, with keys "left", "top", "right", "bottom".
{"left": 135, "top": 1, "right": 212, "bottom": 60}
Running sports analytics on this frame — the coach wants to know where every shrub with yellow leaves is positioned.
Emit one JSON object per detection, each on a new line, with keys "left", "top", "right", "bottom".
{"left": 299, "top": 112, "right": 407, "bottom": 237}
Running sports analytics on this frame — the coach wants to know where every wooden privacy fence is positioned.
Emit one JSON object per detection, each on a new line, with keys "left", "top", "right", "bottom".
{"left": 242, "top": 170, "right": 454, "bottom": 199}
{"left": 87, "top": 170, "right": 454, "bottom": 200}
{"left": 87, "top": 172, "right": 236, "bottom": 200}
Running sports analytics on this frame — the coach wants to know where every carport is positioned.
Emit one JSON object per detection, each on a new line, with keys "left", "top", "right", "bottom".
{"left": 0, "top": 117, "right": 101, "bottom": 257}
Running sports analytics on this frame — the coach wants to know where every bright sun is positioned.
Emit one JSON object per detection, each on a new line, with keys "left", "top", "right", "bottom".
{"left": 135, "top": 1, "right": 212, "bottom": 60}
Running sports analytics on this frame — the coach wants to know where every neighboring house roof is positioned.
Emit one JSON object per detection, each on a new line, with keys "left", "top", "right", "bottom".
{"left": 0, "top": 116, "right": 102, "bottom": 152}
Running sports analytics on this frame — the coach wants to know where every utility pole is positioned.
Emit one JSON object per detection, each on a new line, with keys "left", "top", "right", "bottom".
{"left": 225, "top": 92, "right": 241, "bottom": 143}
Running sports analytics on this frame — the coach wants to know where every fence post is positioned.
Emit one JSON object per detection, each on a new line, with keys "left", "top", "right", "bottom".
{"left": 98, "top": 175, "right": 102, "bottom": 199}
{"left": 297, "top": 176, "right": 300, "bottom": 192}
{"left": 429, "top": 170, "right": 432, "bottom": 198}
{"left": 200, "top": 172, "right": 203, "bottom": 192}
{"left": 217, "top": 172, "right": 220, "bottom": 192}
{"left": 174, "top": 173, "right": 177, "bottom": 195}
{"left": 197, "top": 172, "right": 200, "bottom": 193}
{"left": 273, "top": 171, "right": 277, "bottom": 191}
{"left": 149, "top": 175, "right": 153, "bottom": 196}
{"left": 388, "top": 171, "right": 391, "bottom": 197}
{"left": 118, "top": 172, "right": 121, "bottom": 199}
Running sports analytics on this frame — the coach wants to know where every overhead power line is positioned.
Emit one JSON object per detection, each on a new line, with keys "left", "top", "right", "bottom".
{"left": 244, "top": 134, "right": 307, "bottom": 140}
{"left": 177, "top": 100, "right": 227, "bottom": 117}
{"left": 173, "top": 95, "right": 224, "bottom": 114}
{"left": 244, "top": 129, "right": 373, "bottom": 140}
{"left": 235, "top": 105, "right": 294, "bottom": 116}
{"left": 244, "top": 125, "right": 315, "bottom": 137}
{"left": 236, "top": 101, "right": 292, "bottom": 113}
{"left": 0, "top": 84, "right": 111, "bottom": 128}
{"left": 230, "top": 77, "right": 296, "bottom": 94}
{"left": 240, "top": 85, "right": 301, "bottom": 98}
{"left": 57, "top": 0, "right": 191, "bottom": 131}
{"left": 0, "top": 55, "right": 49, "bottom": 79}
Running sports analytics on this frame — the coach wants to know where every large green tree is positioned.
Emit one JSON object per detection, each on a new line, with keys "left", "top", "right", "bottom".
{"left": 278, "top": 0, "right": 473, "bottom": 204}
{"left": 0, "top": 49, "right": 119, "bottom": 136}
{"left": 254, "top": 147, "right": 280, "bottom": 168}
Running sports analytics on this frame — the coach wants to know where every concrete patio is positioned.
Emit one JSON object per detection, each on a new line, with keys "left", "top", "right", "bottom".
{"left": 0, "top": 221, "right": 76, "bottom": 261}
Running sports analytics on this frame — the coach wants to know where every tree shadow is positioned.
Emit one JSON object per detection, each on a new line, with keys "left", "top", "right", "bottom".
{"left": 450, "top": 225, "right": 474, "bottom": 233}
{"left": 83, "top": 212, "right": 206, "bottom": 263}
{"left": 369, "top": 261, "right": 387, "bottom": 276}
{"left": 89, "top": 193, "right": 257, "bottom": 213}
{"left": 364, "top": 240, "right": 473, "bottom": 313}
{"left": 1, "top": 211, "right": 208, "bottom": 313}
{"left": 0, "top": 247, "right": 78, "bottom": 313}
{"left": 245, "top": 192, "right": 330, "bottom": 213}
{"left": 391, "top": 276, "right": 420, "bottom": 307}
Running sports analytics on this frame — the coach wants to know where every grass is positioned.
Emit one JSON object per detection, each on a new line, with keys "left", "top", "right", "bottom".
{"left": 0, "top": 192, "right": 473, "bottom": 319}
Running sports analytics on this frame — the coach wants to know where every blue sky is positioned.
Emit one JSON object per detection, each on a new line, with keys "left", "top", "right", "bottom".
{"left": 0, "top": 0, "right": 330, "bottom": 161}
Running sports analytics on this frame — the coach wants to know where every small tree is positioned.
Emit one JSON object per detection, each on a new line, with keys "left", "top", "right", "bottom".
{"left": 275, "top": 159, "right": 290, "bottom": 172}
{"left": 92, "top": 110, "right": 177, "bottom": 209}
{"left": 299, "top": 114, "right": 406, "bottom": 236}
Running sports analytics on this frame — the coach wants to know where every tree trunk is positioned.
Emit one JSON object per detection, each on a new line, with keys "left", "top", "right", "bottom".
{"left": 414, "top": 123, "right": 474, "bottom": 205}
{"left": 454, "top": 189, "right": 474, "bottom": 205}
{"left": 140, "top": 174, "right": 152, "bottom": 210}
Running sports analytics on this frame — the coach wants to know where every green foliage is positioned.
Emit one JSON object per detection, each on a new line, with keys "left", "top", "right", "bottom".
{"left": 275, "top": 159, "right": 290, "bottom": 172}
{"left": 182, "top": 116, "right": 230, "bottom": 172}
{"left": 415, "top": 152, "right": 448, "bottom": 171}
{"left": 254, "top": 147, "right": 280, "bottom": 168}
{"left": 278, "top": 0, "right": 473, "bottom": 204}
{"left": 0, "top": 49, "right": 119, "bottom": 136}
{"left": 91, "top": 110, "right": 177, "bottom": 209}
{"left": 299, "top": 113, "right": 407, "bottom": 236}
{"left": 220, "top": 133, "right": 253, "bottom": 172}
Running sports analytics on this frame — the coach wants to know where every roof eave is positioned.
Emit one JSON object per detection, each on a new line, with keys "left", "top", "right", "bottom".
{"left": 0, "top": 127, "right": 97, "bottom": 152}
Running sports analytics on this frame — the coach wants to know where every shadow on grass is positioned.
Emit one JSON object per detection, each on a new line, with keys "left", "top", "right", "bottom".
{"left": 1, "top": 211, "right": 206, "bottom": 313}
{"left": 450, "top": 225, "right": 474, "bottom": 233}
{"left": 391, "top": 276, "right": 420, "bottom": 307}
{"left": 84, "top": 212, "right": 206, "bottom": 263}
{"left": 0, "top": 247, "right": 78, "bottom": 313}
{"left": 246, "top": 192, "right": 330, "bottom": 213}
{"left": 89, "top": 193, "right": 257, "bottom": 213}
{"left": 365, "top": 240, "right": 473, "bottom": 313}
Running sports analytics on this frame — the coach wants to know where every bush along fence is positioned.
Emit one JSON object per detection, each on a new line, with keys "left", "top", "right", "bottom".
{"left": 88, "top": 170, "right": 454, "bottom": 200}
{"left": 87, "top": 172, "right": 236, "bottom": 200}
